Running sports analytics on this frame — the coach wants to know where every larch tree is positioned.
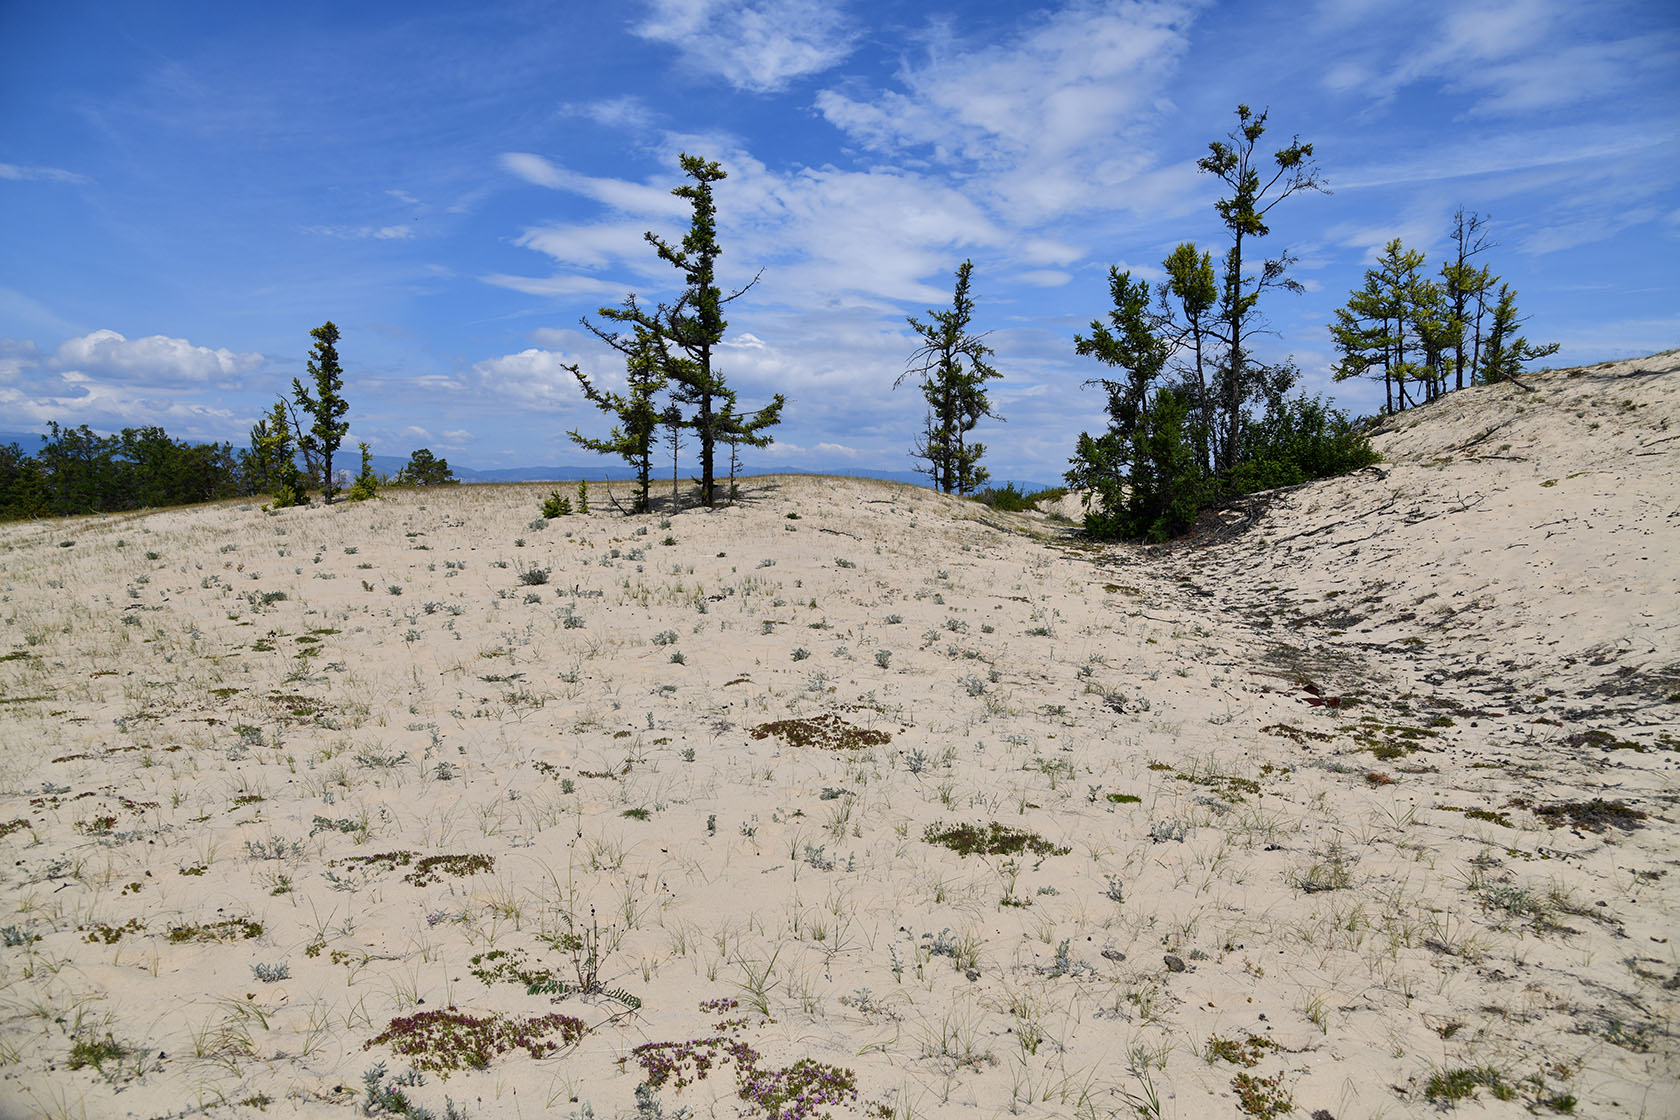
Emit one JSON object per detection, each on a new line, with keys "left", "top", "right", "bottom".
{"left": 1196, "top": 105, "right": 1326, "bottom": 476}
{"left": 897, "top": 259, "right": 1002, "bottom": 495}
{"left": 1066, "top": 268, "right": 1203, "bottom": 540}
{"left": 252, "top": 398, "right": 306, "bottom": 509}
{"left": 1330, "top": 238, "right": 1437, "bottom": 413}
{"left": 569, "top": 295, "right": 670, "bottom": 514}
{"left": 1477, "top": 284, "right": 1559, "bottom": 385}
{"left": 639, "top": 154, "right": 784, "bottom": 507}
{"left": 292, "top": 321, "right": 350, "bottom": 503}
{"left": 1159, "top": 242, "right": 1219, "bottom": 475}
{"left": 1441, "top": 208, "right": 1497, "bottom": 392}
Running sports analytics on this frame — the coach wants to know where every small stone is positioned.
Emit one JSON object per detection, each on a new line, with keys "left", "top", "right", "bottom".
{"left": 1163, "top": 954, "right": 1186, "bottom": 973}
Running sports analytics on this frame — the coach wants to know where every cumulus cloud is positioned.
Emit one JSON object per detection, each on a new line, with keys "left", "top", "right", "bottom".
{"left": 634, "top": 0, "right": 857, "bottom": 93}
{"left": 471, "top": 348, "right": 589, "bottom": 412}
{"left": 49, "top": 329, "right": 264, "bottom": 386}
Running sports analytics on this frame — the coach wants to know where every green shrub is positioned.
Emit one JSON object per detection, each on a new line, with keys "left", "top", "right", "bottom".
{"left": 541, "top": 490, "right": 572, "bottom": 518}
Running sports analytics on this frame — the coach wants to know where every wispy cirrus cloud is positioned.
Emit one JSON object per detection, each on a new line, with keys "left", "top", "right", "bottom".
{"left": 634, "top": 0, "right": 857, "bottom": 92}
{"left": 0, "top": 162, "right": 90, "bottom": 185}
{"left": 1320, "top": 0, "right": 1680, "bottom": 116}
{"left": 302, "top": 224, "right": 416, "bottom": 240}
{"left": 561, "top": 96, "right": 658, "bottom": 131}
{"left": 814, "top": 1, "right": 1199, "bottom": 223}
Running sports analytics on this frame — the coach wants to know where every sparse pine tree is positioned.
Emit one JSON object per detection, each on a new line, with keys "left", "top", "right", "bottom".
{"left": 898, "top": 260, "right": 1001, "bottom": 495}
{"left": 292, "top": 321, "right": 350, "bottom": 503}
{"left": 1197, "top": 105, "right": 1325, "bottom": 474}
{"left": 1476, "top": 284, "right": 1559, "bottom": 385}
{"left": 346, "top": 441, "right": 378, "bottom": 501}
{"left": 1331, "top": 238, "right": 1436, "bottom": 413}
{"left": 569, "top": 298, "right": 669, "bottom": 514}
{"left": 254, "top": 399, "right": 306, "bottom": 509}
{"left": 599, "top": 155, "right": 785, "bottom": 506}
{"left": 1160, "top": 242, "right": 1219, "bottom": 475}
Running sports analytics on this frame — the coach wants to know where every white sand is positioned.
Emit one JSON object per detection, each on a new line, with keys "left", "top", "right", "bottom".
{"left": 0, "top": 352, "right": 1675, "bottom": 1119}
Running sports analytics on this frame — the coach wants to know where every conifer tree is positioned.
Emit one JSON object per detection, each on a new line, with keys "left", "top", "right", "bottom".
{"left": 1441, "top": 208, "right": 1496, "bottom": 392}
{"left": 1476, "top": 285, "right": 1559, "bottom": 384}
{"left": 570, "top": 296, "right": 669, "bottom": 514}
{"left": 292, "top": 321, "right": 350, "bottom": 502}
{"left": 1331, "top": 239, "right": 1439, "bottom": 412}
{"left": 1160, "top": 243, "right": 1219, "bottom": 474}
{"left": 897, "top": 260, "right": 1002, "bottom": 495}
{"left": 628, "top": 155, "right": 784, "bottom": 506}
{"left": 1197, "top": 105, "right": 1325, "bottom": 475}
{"left": 253, "top": 399, "right": 306, "bottom": 509}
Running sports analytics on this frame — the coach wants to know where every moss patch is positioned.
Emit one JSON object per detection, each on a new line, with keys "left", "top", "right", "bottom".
{"left": 749, "top": 714, "right": 891, "bottom": 751}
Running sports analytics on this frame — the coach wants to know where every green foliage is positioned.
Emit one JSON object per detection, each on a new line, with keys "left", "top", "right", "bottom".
{"left": 922, "top": 821, "right": 1071, "bottom": 859}
{"left": 578, "top": 156, "right": 784, "bottom": 508}
{"left": 541, "top": 490, "right": 572, "bottom": 518}
{"left": 346, "top": 441, "right": 379, "bottom": 501}
{"left": 1223, "top": 394, "right": 1379, "bottom": 495}
{"left": 1, "top": 422, "right": 259, "bottom": 520}
{"left": 1066, "top": 111, "right": 1373, "bottom": 542}
{"left": 1478, "top": 283, "right": 1560, "bottom": 384}
{"left": 67, "top": 1034, "right": 128, "bottom": 1072}
{"left": 397, "top": 448, "right": 456, "bottom": 486}
{"left": 1197, "top": 105, "right": 1325, "bottom": 474}
{"left": 1425, "top": 1066, "right": 1512, "bottom": 1103}
{"left": 571, "top": 297, "right": 668, "bottom": 513}
{"left": 255, "top": 399, "right": 308, "bottom": 509}
{"left": 748, "top": 714, "right": 890, "bottom": 751}
{"left": 899, "top": 259, "right": 1001, "bottom": 494}
{"left": 293, "top": 320, "right": 351, "bottom": 502}
{"left": 1332, "top": 216, "right": 1557, "bottom": 410}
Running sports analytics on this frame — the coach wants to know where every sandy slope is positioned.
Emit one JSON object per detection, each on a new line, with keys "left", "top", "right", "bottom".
{"left": 0, "top": 354, "right": 1674, "bottom": 1120}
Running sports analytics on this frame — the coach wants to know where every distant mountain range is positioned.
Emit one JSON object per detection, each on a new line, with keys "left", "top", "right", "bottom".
{"left": 0, "top": 430, "right": 1058, "bottom": 494}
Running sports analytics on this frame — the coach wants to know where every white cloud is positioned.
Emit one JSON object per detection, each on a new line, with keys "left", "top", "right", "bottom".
{"left": 634, "top": 0, "right": 857, "bottom": 92}
{"left": 303, "top": 224, "right": 415, "bottom": 240}
{"left": 1017, "top": 269, "right": 1072, "bottom": 288}
{"left": 500, "top": 153, "right": 691, "bottom": 217}
{"left": 813, "top": 1, "right": 1197, "bottom": 221}
{"left": 0, "top": 338, "right": 42, "bottom": 383}
{"left": 563, "top": 96, "right": 657, "bottom": 131}
{"left": 0, "top": 162, "right": 90, "bottom": 185}
{"left": 49, "top": 329, "right": 264, "bottom": 386}
{"left": 471, "top": 348, "right": 589, "bottom": 412}
{"left": 481, "top": 272, "right": 629, "bottom": 299}
{"left": 1318, "top": 0, "right": 1680, "bottom": 116}
{"left": 0, "top": 380, "right": 243, "bottom": 435}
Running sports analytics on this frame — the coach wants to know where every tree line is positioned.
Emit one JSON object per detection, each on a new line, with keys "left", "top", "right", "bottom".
{"left": 0, "top": 323, "right": 455, "bottom": 521}
{"left": 6, "top": 117, "right": 1559, "bottom": 536}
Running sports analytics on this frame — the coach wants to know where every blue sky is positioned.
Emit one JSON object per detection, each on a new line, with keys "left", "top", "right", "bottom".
{"left": 2, "top": 0, "right": 1676, "bottom": 482}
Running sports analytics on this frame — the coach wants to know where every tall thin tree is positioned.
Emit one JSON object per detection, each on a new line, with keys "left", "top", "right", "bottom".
{"left": 569, "top": 295, "right": 670, "bottom": 514}
{"left": 293, "top": 321, "right": 350, "bottom": 502}
{"left": 642, "top": 155, "right": 783, "bottom": 506}
{"left": 897, "top": 260, "right": 1002, "bottom": 495}
{"left": 1196, "top": 105, "right": 1325, "bottom": 476}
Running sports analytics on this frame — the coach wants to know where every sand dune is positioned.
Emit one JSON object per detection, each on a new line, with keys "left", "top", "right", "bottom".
{"left": 0, "top": 353, "right": 1675, "bottom": 1119}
